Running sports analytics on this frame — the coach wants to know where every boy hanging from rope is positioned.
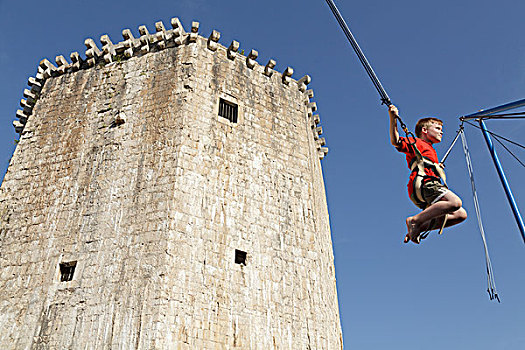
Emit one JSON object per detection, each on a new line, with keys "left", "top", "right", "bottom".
{"left": 388, "top": 105, "right": 467, "bottom": 244}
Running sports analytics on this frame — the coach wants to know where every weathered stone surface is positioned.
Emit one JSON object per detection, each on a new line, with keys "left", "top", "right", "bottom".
{"left": 0, "top": 32, "right": 342, "bottom": 349}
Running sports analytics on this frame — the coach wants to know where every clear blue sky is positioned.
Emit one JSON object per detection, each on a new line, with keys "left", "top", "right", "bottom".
{"left": 1, "top": 0, "right": 525, "bottom": 348}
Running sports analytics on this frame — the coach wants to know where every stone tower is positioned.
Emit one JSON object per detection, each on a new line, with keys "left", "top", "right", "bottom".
{"left": 0, "top": 17, "right": 342, "bottom": 349}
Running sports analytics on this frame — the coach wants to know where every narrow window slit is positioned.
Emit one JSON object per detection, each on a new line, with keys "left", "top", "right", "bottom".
{"left": 235, "top": 249, "right": 247, "bottom": 265}
{"left": 218, "top": 98, "right": 238, "bottom": 123}
{"left": 59, "top": 261, "right": 77, "bottom": 282}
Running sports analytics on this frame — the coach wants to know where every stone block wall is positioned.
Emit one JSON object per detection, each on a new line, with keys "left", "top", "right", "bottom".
{"left": 0, "top": 18, "right": 342, "bottom": 349}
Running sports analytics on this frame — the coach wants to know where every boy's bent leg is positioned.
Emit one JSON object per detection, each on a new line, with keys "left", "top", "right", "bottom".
{"left": 443, "top": 207, "right": 467, "bottom": 228}
{"left": 418, "top": 207, "right": 468, "bottom": 232}
{"left": 407, "top": 191, "right": 465, "bottom": 239}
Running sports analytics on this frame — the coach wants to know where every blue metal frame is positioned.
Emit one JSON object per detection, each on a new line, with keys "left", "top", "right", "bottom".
{"left": 479, "top": 119, "right": 525, "bottom": 243}
{"left": 461, "top": 98, "right": 525, "bottom": 120}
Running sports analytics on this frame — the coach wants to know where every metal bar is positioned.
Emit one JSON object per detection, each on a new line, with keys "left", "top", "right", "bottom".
{"left": 460, "top": 98, "right": 525, "bottom": 121}
{"left": 440, "top": 126, "right": 462, "bottom": 164}
{"left": 479, "top": 119, "right": 525, "bottom": 243}
{"left": 324, "top": 0, "right": 392, "bottom": 105}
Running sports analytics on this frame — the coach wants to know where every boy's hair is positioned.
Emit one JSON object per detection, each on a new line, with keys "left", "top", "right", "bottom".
{"left": 415, "top": 117, "right": 443, "bottom": 138}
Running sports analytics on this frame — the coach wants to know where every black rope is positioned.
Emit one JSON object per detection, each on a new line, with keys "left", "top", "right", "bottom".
{"left": 464, "top": 121, "right": 525, "bottom": 168}
{"left": 464, "top": 121, "right": 525, "bottom": 150}
{"left": 324, "top": 0, "right": 392, "bottom": 106}
{"left": 492, "top": 134, "right": 525, "bottom": 168}
{"left": 395, "top": 117, "right": 414, "bottom": 138}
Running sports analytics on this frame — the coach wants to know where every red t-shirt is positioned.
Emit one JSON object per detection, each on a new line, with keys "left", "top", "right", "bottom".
{"left": 396, "top": 137, "right": 440, "bottom": 197}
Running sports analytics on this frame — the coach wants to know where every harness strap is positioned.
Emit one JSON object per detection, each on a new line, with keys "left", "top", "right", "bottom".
{"left": 411, "top": 172, "right": 426, "bottom": 206}
{"left": 419, "top": 214, "right": 448, "bottom": 240}
{"left": 409, "top": 156, "right": 447, "bottom": 186}
{"left": 406, "top": 137, "right": 447, "bottom": 208}
{"left": 437, "top": 214, "right": 447, "bottom": 235}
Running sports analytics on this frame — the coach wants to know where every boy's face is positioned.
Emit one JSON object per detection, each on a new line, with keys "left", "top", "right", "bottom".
{"left": 422, "top": 122, "right": 443, "bottom": 143}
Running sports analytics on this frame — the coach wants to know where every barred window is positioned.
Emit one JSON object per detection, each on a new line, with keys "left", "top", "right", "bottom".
{"left": 218, "top": 98, "right": 238, "bottom": 123}
{"left": 234, "top": 249, "right": 247, "bottom": 265}
{"left": 59, "top": 261, "right": 77, "bottom": 282}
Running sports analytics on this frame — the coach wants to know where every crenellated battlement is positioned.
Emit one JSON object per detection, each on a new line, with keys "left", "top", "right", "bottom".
{"left": 14, "top": 17, "right": 328, "bottom": 158}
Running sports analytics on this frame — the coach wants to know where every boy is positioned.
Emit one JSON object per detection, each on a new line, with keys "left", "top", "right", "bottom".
{"left": 388, "top": 105, "right": 467, "bottom": 243}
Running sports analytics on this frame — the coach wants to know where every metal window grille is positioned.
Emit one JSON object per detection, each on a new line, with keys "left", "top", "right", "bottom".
{"left": 234, "top": 249, "right": 247, "bottom": 265}
{"left": 59, "top": 261, "right": 77, "bottom": 282}
{"left": 218, "top": 98, "right": 238, "bottom": 123}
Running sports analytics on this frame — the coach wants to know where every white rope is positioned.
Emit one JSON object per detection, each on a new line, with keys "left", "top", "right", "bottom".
{"left": 460, "top": 129, "right": 500, "bottom": 302}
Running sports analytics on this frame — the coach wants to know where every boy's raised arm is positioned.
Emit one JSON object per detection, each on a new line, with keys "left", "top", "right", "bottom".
{"left": 388, "top": 104, "right": 401, "bottom": 147}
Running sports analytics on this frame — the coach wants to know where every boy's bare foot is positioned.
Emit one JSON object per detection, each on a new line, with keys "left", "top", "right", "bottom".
{"left": 406, "top": 217, "right": 421, "bottom": 244}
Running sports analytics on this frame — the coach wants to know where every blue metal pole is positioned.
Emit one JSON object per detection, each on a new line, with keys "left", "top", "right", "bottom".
{"left": 461, "top": 98, "right": 525, "bottom": 120}
{"left": 479, "top": 119, "right": 525, "bottom": 243}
